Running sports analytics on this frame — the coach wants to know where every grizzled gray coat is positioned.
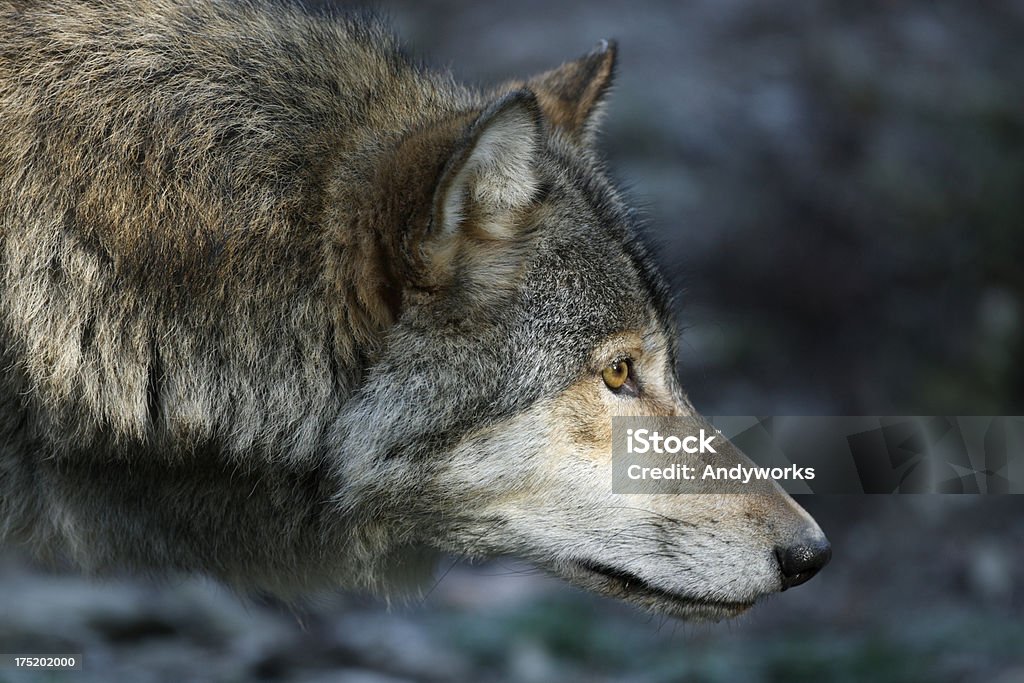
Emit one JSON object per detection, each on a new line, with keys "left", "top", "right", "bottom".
{"left": 0, "top": 0, "right": 828, "bottom": 619}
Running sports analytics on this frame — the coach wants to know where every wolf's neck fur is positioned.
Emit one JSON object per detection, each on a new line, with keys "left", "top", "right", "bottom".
{"left": 0, "top": 2, "right": 478, "bottom": 464}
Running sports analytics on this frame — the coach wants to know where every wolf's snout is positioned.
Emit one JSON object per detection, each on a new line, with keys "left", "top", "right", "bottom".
{"left": 775, "top": 533, "right": 832, "bottom": 590}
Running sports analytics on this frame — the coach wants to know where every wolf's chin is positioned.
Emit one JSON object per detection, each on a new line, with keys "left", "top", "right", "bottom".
{"left": 563, "top": 560, "right": 756, "bottom": 621}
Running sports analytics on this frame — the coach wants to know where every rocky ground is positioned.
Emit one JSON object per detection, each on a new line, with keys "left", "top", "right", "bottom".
{"left": 3, "top": 1, "right": 1023, "bottom": 681}
{"left": 3, "top": 497, "right": 1024, "bottom": 682}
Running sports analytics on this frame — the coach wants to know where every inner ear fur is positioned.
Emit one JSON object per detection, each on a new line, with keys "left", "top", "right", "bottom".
{"left": 418, "top": 90, "right": 542, "bottom": 289}
{"left": 432, "top": 89, "right": 542, "bottom": 240}
{"left": 362, "top": 90, "right": 542, "bottom": 304}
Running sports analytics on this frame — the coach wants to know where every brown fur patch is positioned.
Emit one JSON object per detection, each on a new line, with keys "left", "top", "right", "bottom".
{"left": 504, "top": 41, "right": 616, "bottom": 144}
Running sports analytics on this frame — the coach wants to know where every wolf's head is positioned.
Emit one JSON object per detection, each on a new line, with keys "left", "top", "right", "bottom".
{"left": 336, "top": 41, "right": 830, "bottom": 620}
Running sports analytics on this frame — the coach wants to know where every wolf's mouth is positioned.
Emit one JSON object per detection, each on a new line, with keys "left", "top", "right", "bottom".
{"left": 571, "top": 560, "right": 756, "bottom": 620}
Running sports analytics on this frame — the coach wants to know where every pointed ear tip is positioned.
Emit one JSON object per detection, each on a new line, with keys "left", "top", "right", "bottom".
{"left": 592, "top": 38, "right": 618, "bottom": 63}
{"left": 578, "top": 40, "right": 616, "bottom": 84}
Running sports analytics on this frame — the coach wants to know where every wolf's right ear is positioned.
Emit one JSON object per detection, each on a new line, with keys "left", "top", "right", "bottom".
{"left": 407, "top": 90, "right": 542, "bottom": 298}
{"left": 361, "top": 91, "right": 540, "bottom": 313}
{"left": 432, "top": 90, "right": 541, "bottom": 241}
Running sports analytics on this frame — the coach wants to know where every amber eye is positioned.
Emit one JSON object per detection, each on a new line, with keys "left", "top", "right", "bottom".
{"left": 601, "top": 358, "right": 633, "bottom": 393}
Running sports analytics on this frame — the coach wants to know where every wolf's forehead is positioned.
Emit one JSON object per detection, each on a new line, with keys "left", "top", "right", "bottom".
{"left": 522, "top": 220, "right": 674, "bottom": 347}
{"left": 529, "top": 182, "right": 673, "bottom": 323}
{"left": 515, "top": 147, "right": 678, "bottom": 355}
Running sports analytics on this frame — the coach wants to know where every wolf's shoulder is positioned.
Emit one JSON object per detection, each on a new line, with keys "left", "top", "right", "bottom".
{"left": 0, "top": 0, "right": 456, "bottom": 289}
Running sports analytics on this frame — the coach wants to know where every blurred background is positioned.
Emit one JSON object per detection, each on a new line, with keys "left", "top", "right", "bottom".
{"left": 2, "top": 1, "right": 1023, "bottom": 681}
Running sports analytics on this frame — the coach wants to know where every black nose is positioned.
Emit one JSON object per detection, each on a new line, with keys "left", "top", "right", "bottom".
{"left": 775, "top": 535, "right": 831, "bottom": 590}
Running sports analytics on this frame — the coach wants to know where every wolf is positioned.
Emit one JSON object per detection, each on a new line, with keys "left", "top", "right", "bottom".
{"left": 0, "top": 0, "right": 829, "bottom": 620}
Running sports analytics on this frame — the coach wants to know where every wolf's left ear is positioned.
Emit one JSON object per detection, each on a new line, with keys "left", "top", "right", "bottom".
{"left": 524, "top": 39, "right": 617, "bottom": 147}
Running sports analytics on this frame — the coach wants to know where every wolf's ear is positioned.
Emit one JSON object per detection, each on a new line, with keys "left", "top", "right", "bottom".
{"left": 525, "top": 39, "right": 617, "bottom": 146}
{"left": 409, "top": 90, "right": 541, "bottom": 302}
{"left": 433, "top": 90, "right": 541, "bottom": 240}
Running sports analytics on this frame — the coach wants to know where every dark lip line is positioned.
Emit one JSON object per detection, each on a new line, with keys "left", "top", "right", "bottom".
{"left": 576, "top": 560, "right": 755, "bottom": 611}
